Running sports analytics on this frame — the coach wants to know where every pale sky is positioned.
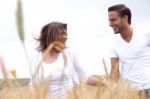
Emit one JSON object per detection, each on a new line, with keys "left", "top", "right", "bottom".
{"left": 0, "top": 0, "right": 150, "bottom": 78}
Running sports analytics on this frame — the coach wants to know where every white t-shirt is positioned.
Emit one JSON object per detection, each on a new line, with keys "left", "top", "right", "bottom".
{"left": 29, "top": 47, "right": 87, "bottom": 97}
{"left": 110, "top": 30, "right": 150, "bottom": 90}
{"left": 39, "top": 53, "right": 73, "bottom": 96}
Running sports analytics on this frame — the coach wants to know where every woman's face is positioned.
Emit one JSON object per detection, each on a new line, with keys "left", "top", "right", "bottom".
{"left": 52, "top": 29, "right": 67, "bottom": 52}
{"left": 56, "top": 29, "right": 68, "bottom": 45}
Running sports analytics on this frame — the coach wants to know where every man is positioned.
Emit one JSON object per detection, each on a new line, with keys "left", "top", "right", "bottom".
{"left": 108, "top": 4, "right": 150, "bottom": 96}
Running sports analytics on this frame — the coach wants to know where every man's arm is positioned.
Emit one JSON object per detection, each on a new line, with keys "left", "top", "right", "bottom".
{"left": 110, "top": 57, "right": 120, "bottom": 81}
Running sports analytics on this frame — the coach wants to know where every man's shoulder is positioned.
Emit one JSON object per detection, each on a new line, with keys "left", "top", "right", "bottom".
{"left": 133, "top": 27, "right": 150, "bottom": 37}
{"left": 142, "top": 32, "right": 150, "bottom": 37}
{"left": 134, "top": 31, "right": 150, "bottom": 40}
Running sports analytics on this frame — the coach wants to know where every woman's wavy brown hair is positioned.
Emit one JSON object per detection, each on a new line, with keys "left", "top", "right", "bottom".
{"left": 37, "top": 22, "right": 67, "bottom": 52}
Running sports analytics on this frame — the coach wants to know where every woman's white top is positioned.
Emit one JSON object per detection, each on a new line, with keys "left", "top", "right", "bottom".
{"left": 29, "top": 48, "right": 87, "bottom": 97}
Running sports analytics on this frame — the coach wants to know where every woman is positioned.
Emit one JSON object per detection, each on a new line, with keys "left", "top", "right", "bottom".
{"left": 29, "top": 22, "right": 87, "bottom": 98}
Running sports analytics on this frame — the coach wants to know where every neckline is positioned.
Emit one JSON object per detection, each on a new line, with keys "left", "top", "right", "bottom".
{"left": 120, "top": 30, "right": 134, "bottom": 44}
{"left": 42, "top": 53, "right": 62, "bottom": 65}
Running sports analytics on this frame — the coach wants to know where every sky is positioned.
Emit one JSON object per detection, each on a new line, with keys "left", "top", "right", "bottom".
{"left": 0, "top": 0, "right": 150, "bottom": 78}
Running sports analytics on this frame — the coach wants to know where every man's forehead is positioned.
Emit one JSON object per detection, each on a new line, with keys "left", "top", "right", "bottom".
{"left": 108, "top": 11, "right": 119, "bottom": 16}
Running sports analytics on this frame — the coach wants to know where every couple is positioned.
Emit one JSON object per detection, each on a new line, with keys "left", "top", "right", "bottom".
{"left": 29, "top": 4, "right": 150, "bottom": 98}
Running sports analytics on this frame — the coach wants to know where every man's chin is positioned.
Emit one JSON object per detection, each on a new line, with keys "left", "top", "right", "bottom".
{"left": 113, "top": 29, "right": 118, "bottom": 34}
{"left": 114, "top": 31, "right": 119, "bottom": 34}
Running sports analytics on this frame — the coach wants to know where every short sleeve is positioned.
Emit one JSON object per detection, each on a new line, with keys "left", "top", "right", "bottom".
{"left": 109, "top": 45, "right": 118, "bottom": 58}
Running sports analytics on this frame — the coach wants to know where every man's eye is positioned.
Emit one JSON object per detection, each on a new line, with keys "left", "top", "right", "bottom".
{"left": 112, "top": 19, "right": 116, "bottom": 21}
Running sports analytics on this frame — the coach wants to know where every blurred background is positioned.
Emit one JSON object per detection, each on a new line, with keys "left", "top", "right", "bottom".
{"left": 0, "top": 0, "right": 150, "bottom": 78}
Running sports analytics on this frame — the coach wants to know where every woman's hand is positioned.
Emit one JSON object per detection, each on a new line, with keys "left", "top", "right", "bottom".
{"left": 86, "top": 75, "right": 105, "bottom": 86}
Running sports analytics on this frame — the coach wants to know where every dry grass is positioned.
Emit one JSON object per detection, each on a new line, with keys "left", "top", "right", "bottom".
{"left": 0, "top": 46, "right": 148, "bottom": 99}
{"left": 0, "top": 75, "right": 142, "bottom": 99}
{"left": 67, "top": 75, "right": 141, "bottom": 99}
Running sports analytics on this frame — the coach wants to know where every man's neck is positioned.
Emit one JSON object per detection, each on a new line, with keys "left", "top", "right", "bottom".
{"left": 120, "top": 26, "right": 133, "bottom": 43}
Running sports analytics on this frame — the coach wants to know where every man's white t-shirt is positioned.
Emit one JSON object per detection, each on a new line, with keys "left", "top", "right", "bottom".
{"left": 110, "top": 30, "right": 150, "bottom": 90}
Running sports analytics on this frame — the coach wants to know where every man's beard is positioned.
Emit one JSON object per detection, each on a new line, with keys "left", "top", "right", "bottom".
{"left": 114, "top": 24, "right": 124, "bottom": 34}
{"left": 113, "top": 27, "right": 120, "bottom": 34}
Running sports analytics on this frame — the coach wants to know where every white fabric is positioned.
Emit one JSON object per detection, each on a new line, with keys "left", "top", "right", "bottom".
{"left": 29, "top": 47, "right": 87, "bottom": 97}
{"left": 110, "top": 30, "right": 150, "bottom": 90}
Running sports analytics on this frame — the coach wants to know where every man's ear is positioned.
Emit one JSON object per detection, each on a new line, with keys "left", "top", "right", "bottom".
{"left": 123, "top": 15, "right": 128, "bottom": 23}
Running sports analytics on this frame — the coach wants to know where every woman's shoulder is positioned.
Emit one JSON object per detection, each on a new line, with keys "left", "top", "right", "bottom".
{"left": 29, "top": 47, "right": 42, "bottom": 64}
{"left": 64, "top": 47, "right": 77, "bottom": 57}
{"left": 64, "top": 47, "right": 73, "bottom": 52}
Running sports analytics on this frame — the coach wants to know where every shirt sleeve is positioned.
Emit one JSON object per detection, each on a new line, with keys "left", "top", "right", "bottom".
{"left": 109, "top": 45, "right": 118, "bottom": 58}
{"left": 71, "top": 50, "right": 87, "bottom": 82}
{"left": 28, "top": 49, "right": 41, "bottom": 86}
{"left": 67, "top": 48, "right": 87, "bottom": 83}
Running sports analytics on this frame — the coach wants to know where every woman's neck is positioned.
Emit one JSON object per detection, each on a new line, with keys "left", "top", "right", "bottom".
{"left": 42, "top": 50, "right": 60, "bottom": 64}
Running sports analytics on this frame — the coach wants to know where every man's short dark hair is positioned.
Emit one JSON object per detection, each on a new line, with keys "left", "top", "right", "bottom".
{"left": 108, "top": 4, "right": 132, "bottom": 25}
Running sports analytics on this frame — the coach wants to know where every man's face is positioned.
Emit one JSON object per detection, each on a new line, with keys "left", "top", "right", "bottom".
{"left": 108, "top": 11, "right": 124, "bottom": 34}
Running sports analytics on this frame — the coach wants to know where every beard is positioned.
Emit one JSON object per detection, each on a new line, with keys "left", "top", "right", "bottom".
{"left": 114, "top": 30, "right": 119, "bottom": 34}
{"left": 113, "top": 21, "right": 124, "bottom": 34}
{"left": 113, "top": 27, "right": 120, "bottom": 34}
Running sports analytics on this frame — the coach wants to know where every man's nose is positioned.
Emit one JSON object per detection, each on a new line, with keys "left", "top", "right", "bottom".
{"left": 109, "top": 22, "right": 113, "bottom": 27}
